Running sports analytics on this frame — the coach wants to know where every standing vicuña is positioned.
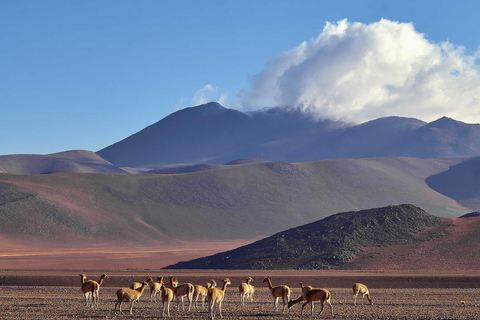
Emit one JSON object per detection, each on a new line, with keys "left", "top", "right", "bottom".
{"left": 115, "top": 281, "right": 148, "bottom": 315}
{"left": 79, "top": 273, "right": 107, "bottom": 307}
{"left": 160, "top": 283, "right": 174, "bottom": 317}
{"left": 170, "top": 276, "right": 195, "bottom": 312}
{"left": 263, "top": 277, "right": 291, "bottom": 313}
{"left": 166, "top": 275, "right": 179, "bottom": 289}
{"left": 194, "top": 279, "right": 216, "bottom": 311}
{"left": 300, "top": 281, "right": 313, "bottom": 294}
{"left": 130, "top": 277, "right": 152, "bottom": 290}
{"left": 239, "top": 277, "right": 254, "bottom": 306}
{"left": 208, "top": 278, "right": 231, "bottom": 319}
{"left": 288, "top": 287, "right": 333, "bottom": 317}
{"left": 353, "top": 283, "right": 373, "bottom": 305}
{"left": 149, "top": 276, "right": 164, "bottom": 302}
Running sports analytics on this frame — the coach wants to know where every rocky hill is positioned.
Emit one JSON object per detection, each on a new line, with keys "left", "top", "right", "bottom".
{"left": 166, "top": 204, "right": 480, "bottom": 270}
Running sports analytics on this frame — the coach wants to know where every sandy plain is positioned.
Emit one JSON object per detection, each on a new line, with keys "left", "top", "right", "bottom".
{"left": 1, "top": 270, "right": 480, "bottom": 319}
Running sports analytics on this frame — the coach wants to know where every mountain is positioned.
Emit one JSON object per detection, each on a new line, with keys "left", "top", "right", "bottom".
{"left": 397, "top": 117, "right": 480, "bottom": 158}
{"left": 426, "top": 156, "right": 480, "bottom": 210}
{"left": 165, "top": 204, "right": 480, "bottom": 271}
{"left": 97, "top": 102, "right": 480, "bottom": 168}
{"left": 0, "top": 156, "right": 476, "bottom": 269}
{"left": 0, "top": 156, "right": 471, "bottom": 244}
{"left": 97, "top": 102, "right": 255, "bottom": 168}
{"left": 0, "top": 150, "right": 127, "bottom": 174}
{"left": 96, "top": 102, "right": 347, "bottom": 168}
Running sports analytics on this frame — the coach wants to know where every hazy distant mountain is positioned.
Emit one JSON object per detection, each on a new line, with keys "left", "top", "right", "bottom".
{"left": 96, "top": 102, "right": 349, "bottom": 168}
{"left": 166, "top": 204, "right": 480, "bottom": 271}
{"left": 97, "top": 102, "right": 480, "bottom": 168}
{"left": 98, "top": 102, "right": 255, "bottom": 168}
{"left": 426, "top": 156, "right": 480, "bottom": 210}
{"left": 0, "top": 150, "right": 128, "bottom": 174}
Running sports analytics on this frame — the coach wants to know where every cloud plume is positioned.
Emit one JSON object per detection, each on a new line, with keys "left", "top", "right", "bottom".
{"left": 238, "top": 19, "right": 480, "bottom": 123}
{"left": 193, "top": 84, "right": 228, "bottom": 106}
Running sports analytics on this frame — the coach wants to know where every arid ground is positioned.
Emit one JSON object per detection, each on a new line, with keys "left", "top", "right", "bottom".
{"left": 1, "top": 270, "right": 480, "bottom": 319}
{"left": 0, "top": 241, "right": 252, "bottom": 270}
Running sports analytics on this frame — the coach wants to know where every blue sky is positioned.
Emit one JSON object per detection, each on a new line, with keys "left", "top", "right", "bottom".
{"left": 1, "top": 0, "right": 479, "bottom": 155}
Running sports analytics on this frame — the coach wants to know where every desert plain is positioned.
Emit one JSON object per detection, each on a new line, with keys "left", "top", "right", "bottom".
{"left": 1, "top": 270, "right": 480, "bottom": 319}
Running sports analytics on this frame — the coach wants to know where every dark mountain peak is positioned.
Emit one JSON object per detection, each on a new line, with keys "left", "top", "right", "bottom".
{"left": 193, "top": 101, "right": 227, "bottom": 112}
{"left": 247, "top": 106, "right": 287, "bottom": 115}
{"left": 248, "top": 106, "right": 312, "bottom": 120}
{"left": 179, "top": 102, "right": 250, "bottom": 120}
{"left": 97, "top": 99, "right": 480, "bottom": 168}
{"left": 355, "top": 116, "right": 426, "bottom": 131}
{"left": 459, "top": 212, "right": 480, "bottom": 218}
{"left": 427, "top": 116, "right": 467, "bottom": 129}
{"left": 158, "top": 102, "right": 234, "bottom": 123}
{"left": 168, "top": 102, "right": 230, "bottom": 119}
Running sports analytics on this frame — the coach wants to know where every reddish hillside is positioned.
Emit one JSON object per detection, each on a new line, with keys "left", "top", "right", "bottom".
{"left": 351, "top": 215, "right": 480, "bottom": 271}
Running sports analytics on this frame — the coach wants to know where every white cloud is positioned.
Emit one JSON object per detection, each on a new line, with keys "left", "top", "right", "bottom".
{"left": 175, "top": 97, "right": 186, "bottom": 111}
{"left": 193, "top": 84, "right": 218, "bottom": 105}
{"left": 237, "top": 19, "right": 480, "bottom": 123}
{"left": 218, "top": 92, "right": 228, "bottom": 106}
{"left": 192, "top": 84, "right": 229, "bottom": 106}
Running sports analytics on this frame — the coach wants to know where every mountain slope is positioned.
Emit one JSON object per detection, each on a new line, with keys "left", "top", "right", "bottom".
{"left": 426, "top": 156, "right": 480, "bottom": 210}
{"left": 399, "top": 117, "right": 480, "bottom": 158}
{"left": 0, "top": 150, "right": 127, "bottom": 174}
{"left": 166, "top": 204, "right": 480, "bottom": 270}
{"left": 96, "top": 103, "right": 480, "bottom": 168}
{"left": 0, "top": 157, "right": 471, "bottom": 248}
{"left": 97, "top": 102, "right": 349, "bottom": 167}
{"left": 97, "top": 102, "right": 255, "bottom": 167}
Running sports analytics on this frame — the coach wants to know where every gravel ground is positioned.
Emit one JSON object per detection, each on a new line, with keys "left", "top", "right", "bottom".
{"left": 1, "top": 271, "right": 480, "bottom": 319}
{"left": 1, "top": 286, "right": 480, "bottom": 319}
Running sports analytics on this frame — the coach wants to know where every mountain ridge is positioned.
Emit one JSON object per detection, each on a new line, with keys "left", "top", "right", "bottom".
{"left": 0, "top": 157, "right": 472, "bottom": 246}
{"left": 97, "top": 102, "right": 480, "bottom": 168}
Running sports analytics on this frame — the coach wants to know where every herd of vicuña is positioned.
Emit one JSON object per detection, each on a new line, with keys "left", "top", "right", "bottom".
{"left": 79, "top": 274, "right": 374, "bottom": 318}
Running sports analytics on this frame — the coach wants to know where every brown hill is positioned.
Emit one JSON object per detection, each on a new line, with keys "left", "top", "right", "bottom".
{"left": 0, "top": 157, "right": 475, "bottom": 269}
{"left": 0, "top": 150, "right": 127, "bottom": 174}
{"left": 166, "top": 204, "right": 480, "bottom": 271}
